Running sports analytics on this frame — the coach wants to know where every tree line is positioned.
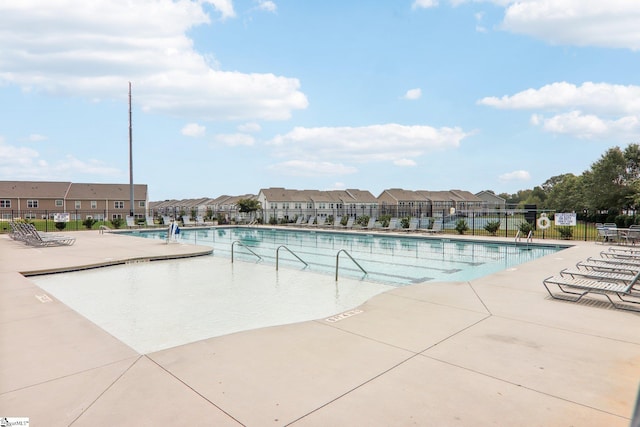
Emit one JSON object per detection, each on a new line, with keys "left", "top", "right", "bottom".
{"left": 493, "top": 143, "right": 640, "bottom": 223}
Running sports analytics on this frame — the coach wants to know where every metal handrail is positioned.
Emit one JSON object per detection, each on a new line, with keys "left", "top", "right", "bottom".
{"left": 335, "top": 249, "right": 367, "bottom": 281}
{"left": 231, "top": 240, "right": 262, "bottom": 263}
{"left": 276, "top": 245, "right": 308, "bottom": 270}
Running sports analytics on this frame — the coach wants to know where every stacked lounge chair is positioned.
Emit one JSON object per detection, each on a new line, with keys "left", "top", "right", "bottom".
{"left": 542, "top": 247, "right": 640, "bottom": 311}
{"left": 9, "top": 221, "right": 75, "bottom": 247}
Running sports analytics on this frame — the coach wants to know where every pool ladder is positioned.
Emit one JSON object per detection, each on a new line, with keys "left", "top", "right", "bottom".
{"left": 515, "top": 230, "right": 533, "bottom": 245}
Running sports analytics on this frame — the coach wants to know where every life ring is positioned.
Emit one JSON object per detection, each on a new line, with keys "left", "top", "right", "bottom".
{"left": 537, "top": 214, "right": 551, "bottom": 230}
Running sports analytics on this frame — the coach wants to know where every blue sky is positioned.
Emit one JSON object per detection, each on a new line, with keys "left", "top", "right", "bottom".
{"left": 1, "top": 1, "right": 639, "bottom": 201}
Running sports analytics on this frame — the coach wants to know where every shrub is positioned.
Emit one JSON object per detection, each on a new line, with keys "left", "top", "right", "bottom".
{"left": 82, "top": 218, "right": 97, "bottom": 230}
{"left": 557, "top": 226, "right": 573, "bottom": 239}
{"left": 378, "top": 214, "right": 392, "bottom": 227}
{"left": 356, "top": 215, "right": 370, "bottom": 227}
{"left": 455, "top": 219, "right": 469, "bottom": 235}
{"left": 400, "top": 217, "right": 410, "bottom": 229}
{"left": 55, "top": 222, "right": 67, "bottom": 231}
{"left": 269, "top": 216, "right": 278, "bottom": 225}
{"left": 484, "top": 220, "right": 500, "bottom": 236}
{"left": 111, "top": 217, "right": 124, "bottom": 229}
{"left": 519, "top": 221, "right": 534, "bottom": 236}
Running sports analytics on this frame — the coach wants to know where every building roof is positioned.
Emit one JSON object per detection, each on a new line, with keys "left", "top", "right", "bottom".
{"left": 0, "top": 181, "right": 71, "bottom": 198}
{"left": 66, "top": 183, "right": 147, "bottom": 200}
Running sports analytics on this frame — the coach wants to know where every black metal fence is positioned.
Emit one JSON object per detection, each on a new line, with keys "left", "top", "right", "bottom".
{"left": 0, "top": 208, "right": 613, "bottom": 242}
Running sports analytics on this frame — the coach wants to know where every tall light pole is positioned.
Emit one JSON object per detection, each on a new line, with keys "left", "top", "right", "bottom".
{"left": 128, "top": 82, "right": 134, "bottom": 217}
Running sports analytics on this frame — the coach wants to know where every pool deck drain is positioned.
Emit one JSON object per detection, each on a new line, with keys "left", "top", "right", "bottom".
{"left": 1, "top": 229, "right": 639, "bottom": 426}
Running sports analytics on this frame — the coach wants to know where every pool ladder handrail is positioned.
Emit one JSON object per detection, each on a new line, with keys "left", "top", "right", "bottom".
{"left": 515, "top": 230, "right": 533, "bottom": 244}
{"left": 335, "top": 249, "right": 367, "bottom": 281}
{"left": 276, "top": 245, "right": 309, "bottom": 270}
{"left": 231, "top": 240, "right": 262, "bottom": 263}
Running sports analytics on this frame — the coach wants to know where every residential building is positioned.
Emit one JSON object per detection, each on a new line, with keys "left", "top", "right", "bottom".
{"left": 0, "top": 180, "right": 148, "bottom": 221}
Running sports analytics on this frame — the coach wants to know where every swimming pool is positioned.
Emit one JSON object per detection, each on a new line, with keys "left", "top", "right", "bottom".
{"left": 126, "top": 227, "right": 566, "bottom": 285}
{"left": 30, "top": 228, "right": 567, "bottom": 353}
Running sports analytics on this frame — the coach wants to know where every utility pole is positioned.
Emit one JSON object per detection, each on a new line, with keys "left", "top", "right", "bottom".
{"left": 129, "top": 82, "right": 134, "bottom": 217}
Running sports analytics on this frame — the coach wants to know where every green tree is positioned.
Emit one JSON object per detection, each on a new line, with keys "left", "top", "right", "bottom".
{"left": 583, "top": 147, "right": 629, "bottom": 212}
{"left": 237, "top": 198, "right": 262, "bottom": 222}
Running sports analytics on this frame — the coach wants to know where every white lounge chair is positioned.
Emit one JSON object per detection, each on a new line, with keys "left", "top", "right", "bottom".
{"left": 126, "top": 216, "right": 140, "bottom": 228}
{"left": 543, "top": 271, "right": 640, "bottom": 312}
{"left": 182, "top": 215, "right": 195, "bottom": 226}
{"left": 146, "top": 216, "right": 158, "bottom": 227}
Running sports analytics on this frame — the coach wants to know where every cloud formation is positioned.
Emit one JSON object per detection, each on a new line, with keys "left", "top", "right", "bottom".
{"left": 181, "top": 123, "right": 206, "bottom": 137}
{"left": 499, "top": 170, "right": 531, "bottom": 183}
{"left": 268, "top": 124, "right": 469, "bottom": 164}
{"left": 0, "top": 1, "right": 307, "bottom": 122}
{"left": 480, "top": 82, "right": 640, "bottom": 139}
{"left": 403, "top": 88, "right": 422, "bottom": 100}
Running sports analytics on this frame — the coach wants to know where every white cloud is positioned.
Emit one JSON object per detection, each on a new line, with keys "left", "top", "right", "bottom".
{"left": 0, "top": 1, "right": 307, "bottom": 122}
{"left": 499, "top": 170, "right": 531, "bottom": 183}
{"left": 394, "top": 159, "right": 417, "bottom": 167}
{"left": 480, "top": 82, "right": 640, "bottom": 139}
{"left": 206, "top": 0, "right": 236, "bottom": 20}
{"left": 0, "top": 139, "right": 121, "bottom": 180}
{"left": 213, "top": 133, "right": 255, "bottom": 147}
{"left": 533, "top": 110, "right": 640, "bottom": 139}
{"left": 479, "top": 82, "right": 640, "bottom": 115}
{"left": 402, "top": 88, "right": 422, "bottom": 100}
{"left": 412, "top": 0, "right": 439, "bottom": 9}
{"left": 268, "top": 160, "right": 357, "bottom": 177}
{"left": 181, "top": 123, "right": 206, "bottom": 137}
{"left": 501, "top": 0, "right": 640, "bottom": 50}
{"left": 26, "top": 134, "right": 48, "bottom": 142}
{"left": 268, "top": 124, "right": 469, "bottom": 164}
{"left": 256, "top": 0, "right": 277, "bottom": 13}
{"left": 237, "top": 122, "right": 262, "bottom": 133}
{"left": 53, "top": 155, "right": 121, "bottom": 176}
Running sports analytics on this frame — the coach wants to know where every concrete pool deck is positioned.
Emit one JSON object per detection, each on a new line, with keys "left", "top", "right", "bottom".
{"left": 1, "top": 229, "right": 639, "bottom": 426}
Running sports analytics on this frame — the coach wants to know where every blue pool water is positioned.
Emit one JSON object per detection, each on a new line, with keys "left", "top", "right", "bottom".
{"left": 126, "top": 227, "right": 566, "bottom": 286}
{"left": 31, "top": 227, "right": 567, "bottom": 353}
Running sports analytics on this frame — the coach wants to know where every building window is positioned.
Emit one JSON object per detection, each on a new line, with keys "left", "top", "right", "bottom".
{"left": 138, "top": 201, "right": 145, "bottom": 208}
{"left": 75, "top": 201, "right": 81, "bottom": 209}
{"left": 112, "top": 214, "right": 123, "bottom": 220}
{"left": 0, "top": 200, "right": 10, "bottom": 208}
{"left": 114, "top": 201, "right": 124, "bottom": 209}
{"left": 55, "top": 199, "right": 63, "bottom": 207}
{"left": 27, "top": 200, "right": 38, "bottom": 208}
{"left": 91, "top": 201, "right": 97, "bottom": 209}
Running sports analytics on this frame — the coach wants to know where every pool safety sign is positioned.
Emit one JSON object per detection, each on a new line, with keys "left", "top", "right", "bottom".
{"left": 53, "top": 212, "right": 70, "bottom": 222}
{"left": 555, "top": 213, "right": 577, "bottom": 226}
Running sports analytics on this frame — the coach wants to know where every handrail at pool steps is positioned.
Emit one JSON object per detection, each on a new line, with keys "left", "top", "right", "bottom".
{"left": 276, "top": 245, "right": 309, "bottom": 270}
{"left": 335, "top": 249, "right": 367, "bottom": 281}
{"left": 231, "top": 240, "right": 262, "bottom": 263}
{"left": 515, "top": 230, "right": 533, "bottom": 245}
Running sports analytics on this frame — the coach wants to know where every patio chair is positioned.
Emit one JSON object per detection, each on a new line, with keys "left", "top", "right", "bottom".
{"left": 363, "top": 217, "right": 376, "bottom": 229}
{"left": 145, "top": 216, "right": 158, "bottom": 227}
{"left": 182, "top": 215, "right": 195, "bottom": 226}
{"left": 542, "top": 270, "right": 640, "bottom": 311}
{"left": 426, "top": 220, "right": 442, "bottom": 233}
{"left": 314, "top": 216, "right": 326, "bottom": 227}
{"left": 596, "top": 223, "right": 620, "bottom": 244}
{"left": 162, "top": 216, "right": 172, "bottom": 225}
{"left": 406, "top": 217, "right": 419, "bottom": 232}
{"left": 126, "top": 216, "right": 140, "bottom": 228}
